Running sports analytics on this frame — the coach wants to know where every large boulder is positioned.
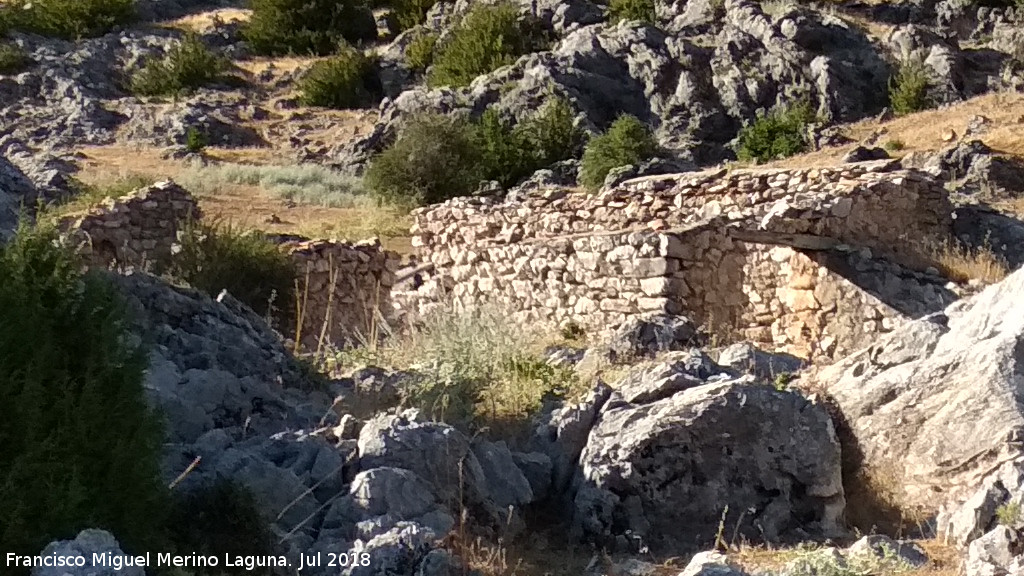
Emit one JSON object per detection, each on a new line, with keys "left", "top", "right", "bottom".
{"left": 357, "top": 410, "right": 529, "bottom": 529}
{"left": 804, "top": 266, "right": 1024, "bottom": 515}
{"left": 572, "top": 354, "right": 845, "bottom": 554}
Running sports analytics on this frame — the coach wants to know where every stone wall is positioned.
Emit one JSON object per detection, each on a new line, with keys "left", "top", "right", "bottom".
{"left": 396, "top": 160, "right": 965, "bottom": 362}
{"left": 281, "top": 237, "right": 400, "bottom": 352}
{"left": 58, "top": 181, "right": 200, "bottom": 270}
{"left": 58, "top": 182, "right": 400, "bottom": 353}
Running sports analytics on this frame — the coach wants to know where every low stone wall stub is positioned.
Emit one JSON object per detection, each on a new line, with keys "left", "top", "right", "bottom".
{"left": 58, "top": 180, "right": 201, "bottom": 271}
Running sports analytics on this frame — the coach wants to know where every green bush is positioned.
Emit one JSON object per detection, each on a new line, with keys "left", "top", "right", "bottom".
{"left": 0, "top": 221, "right": 166, "bottom": 561}
{"left": 888, "top": 58, "right": 931, "bottom": 116}
{"left": 243, "top": 0, "right": 377, "bottom": 57}
{"left": 428, "top": 3, "right": 549, "bottom": 88}
{"left": 735, "top": 100, "right": 817, "bottom": 164}
{"left": 1, "top": 0, "right": 135, "bottom": 39}
{"left": 367, "top": 98, "right": 584, "bottom": 205}
{"left": 166, "top": 480, "right": 274, "bottom": 576}
{"left": 527, "top": 96, "right": 587, "bottom": 167}
{"left": 298, "top": 48, "right": 383, "bottom": 109}
{"left": 606, "top": 0, "right": 656, "bottom": 24}
{"left": 580, "top": 114, "right": 659, "bottom": 189}
{"left": 358, "top": 302, "right": 582, "bottom": 431}
{"left": 168, "top": 219, "right": 296, "bottom": 327}
{"left": 0, "top": 42, "right": 30, "bottom": 75}
{"left": 365, "top": 113, "right": 485, "bottom": 206}
{"left": 477, "top": 98, "right": 586, "bottom": 187}
{"left": 185, "top": 126, "right": 208, "bottom": 153}
{"left": 404, "top": 30, "right": 437, "bottom": 73}
{"left": 130, "top": 34, "right": 228, "bottom": 97}
{"left": 389, "top": 0, "right": 437, "bottom": 34}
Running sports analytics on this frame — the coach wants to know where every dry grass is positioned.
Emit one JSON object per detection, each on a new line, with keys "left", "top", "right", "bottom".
{"left": 73, "top": 145, "right": 414, "bottom": 254}
{"left": 765, "top": 91, "right": 1024, "bottom": 169}
{"left": 159, "top": 8, "right": 252, "bottom": 33}
{"left": 731, "top": 539, "right": 962, "bottom": 576}
{"left": 926, "top": 238, "right": 1009, "bottom": 284}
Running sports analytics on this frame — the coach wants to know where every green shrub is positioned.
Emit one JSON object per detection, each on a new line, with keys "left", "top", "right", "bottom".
{"left": 997, "top": 502, "right": 1022, "bottom": 526}
{"left": 0, "top": 42, "right": 30, "bottom": 75}
{"left": 884, "top": 138, "right": 906, "bottom": 152}
{"left": 185, "top": 126, "right": 208, "bottom": 153}
{"left": 526, "top": 96, "right": 587, "bottom": 167}
{"left": 298, "top": 49, "right": 383, "bottom": 109}
{"left": 735, "top": 100, "right": 817, "bottom": 164}
{"left": 130, "top": 34, "right": 228, "bottom": 97}
{"left": 0, "top": 221, "right": 166, "bottom": 561}
{"left": 476, "top": 98, "right": 586, "bottom": 187}
{"left": 358, "top": 302, "right": 582, "bottom": 432}
{"left": 476, "top": 108, "right": 532, "bottom": 187}
{"left": 389, "top": 0, "right": 437, "bottom": 34}
{"left": 243, "top": 0, "right": 377, "bottom": 56}
{"left": 168, "top": 219, "right": 296, "bottom": 327}
{"left": 428, "top": 3, "right": 549, "bottom": 88}
{"left": 365, "top": 113, "right": 485, "bottom": 206}
{"left": 888, "top": 58, "right": 931, "bottom": 116}
{"left": 606, "top": 0, "right": 656, "bottom": 24}
{"left": 367, "top": 98, "right": 583, "bottom": 205}
{"left": 405, "top": 30, "right": 437, "bottom": 73}
{"left": 580, "top": 114, "right": 659, "bottom": 189}
{"left": 166, "top": 480, "right": 274, "bottom": 576}
{"left": 1, "top": 0, "right": 134, "bottom": 39}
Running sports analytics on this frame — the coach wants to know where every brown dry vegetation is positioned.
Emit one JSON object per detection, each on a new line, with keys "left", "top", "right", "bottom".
{"left": 74, "top": 146, "right": 413, "bottom": 254}
{"left": 159, "top": 7, "right": 252, "bottom": 33}
{"left": 765, "top": 91, "right": 1024, "bottom": 169}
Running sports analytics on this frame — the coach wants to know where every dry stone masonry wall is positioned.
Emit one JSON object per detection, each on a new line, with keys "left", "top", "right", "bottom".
{"left": 397, "top": 160, "right": 965, "bottom": 362}
{"left": 282, "top": 237, "right": 400, "bottom": 351}
{"left": 58, "top": 182, "right": 400, "bottom": 352}
{"left": 58, "top": 181, "right": 200, "bottom": 270}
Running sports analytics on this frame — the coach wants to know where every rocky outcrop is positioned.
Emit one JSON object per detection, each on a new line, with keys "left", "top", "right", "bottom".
{"left": 571, "top": 352, "right": 845, "bottom": 554}
{"left": 804, "top": 265, "right": 1024, "bottom": 516}
{"left": 31, "top": 530, "right": 143, "bottom": 576}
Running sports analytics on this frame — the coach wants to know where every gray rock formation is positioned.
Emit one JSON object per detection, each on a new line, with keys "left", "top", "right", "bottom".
{"left": 32, "top": 530, "right": 143, "bottom": 576}
{"left": 966, "top": 526, "right": 1024, "bottom": 576}
{"left": 572, "top": 354, "right": 845, "bottom": 554}
{"left": 805, "top": 265, "right": 1024, "bottom": 514}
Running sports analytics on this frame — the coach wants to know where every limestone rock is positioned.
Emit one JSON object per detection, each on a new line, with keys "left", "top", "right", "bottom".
{"left": 32, "top": 530, "right": 143, "bottom": 576}
{"left": 804, "top": 266, "right": 1024, "bottom": 513}
{"left": 573, "top": 356, "right": 845, "bottom": 554}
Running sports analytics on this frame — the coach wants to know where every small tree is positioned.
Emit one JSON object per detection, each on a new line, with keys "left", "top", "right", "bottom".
{"left": 244, "top": 0, "right": 377, "bottom": 56}
{"left": 298, "top": 48, "right": 383, "bottom": 109}
{"left": 606, "top": 0, "right": 656, "bottom": 24}
{"left": 735, "top": 100, "right": 817, "bottom": 163}
{"left": 0, "top": 0, "right": 135, "bottom": 39}
{"left": 130, "top": 34, "right": 228, "bottom": 97}
{"left": 365, "top": 113, "right": 485, "bottom": 206}
{"left": 428, "top": 3, "right": 549, "bottom": 88}
{"left": 888, "top": 58, "right": 931, "bottom": 117}
{"left": 580, "top": 114, "right": 659, "bottom": 189}
{"left": 0, "top": 221, "right": 166, "bottom": 560}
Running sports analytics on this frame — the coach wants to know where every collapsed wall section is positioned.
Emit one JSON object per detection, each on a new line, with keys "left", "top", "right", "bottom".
{"left": 58, "top": 181, "right": 200, "bottom": 270}
{"left": 58, "top": 182, "right": 400, "bottom": 352}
